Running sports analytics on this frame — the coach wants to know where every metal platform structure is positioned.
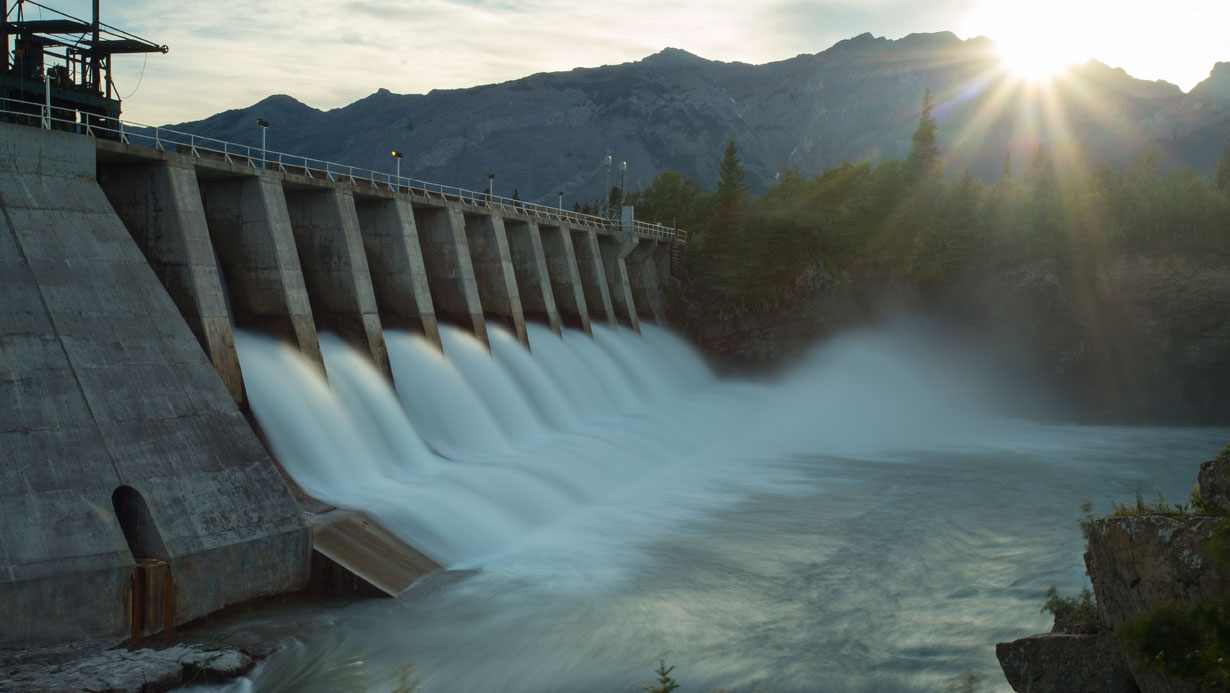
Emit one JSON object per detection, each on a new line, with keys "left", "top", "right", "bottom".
{"left": 1, "top": 0, "right": 165, "bottom": 134}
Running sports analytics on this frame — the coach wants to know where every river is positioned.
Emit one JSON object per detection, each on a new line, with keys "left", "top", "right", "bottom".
{"left": 210, "top": 320, "right": 1225, "bottom": 692}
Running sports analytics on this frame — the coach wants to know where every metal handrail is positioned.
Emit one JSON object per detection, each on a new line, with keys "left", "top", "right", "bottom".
{"left": 0, "top": 95, "right": 685, "bottom": 242}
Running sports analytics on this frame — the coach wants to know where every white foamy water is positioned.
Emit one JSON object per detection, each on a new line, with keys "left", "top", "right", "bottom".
{"left": 226, "top": 320, "right": 1227, "bottom": 692}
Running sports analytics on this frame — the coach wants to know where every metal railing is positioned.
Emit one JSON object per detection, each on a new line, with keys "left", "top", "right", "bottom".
{"left": 0, "top": 95, "right": 685, "bottom": 242}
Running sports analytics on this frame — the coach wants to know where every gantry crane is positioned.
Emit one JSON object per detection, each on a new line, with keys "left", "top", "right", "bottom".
{"left": 1, "top": 0, "right": 166, "bottom": 135}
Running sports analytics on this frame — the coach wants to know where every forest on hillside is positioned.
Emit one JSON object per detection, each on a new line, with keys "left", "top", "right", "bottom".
{"left": 622, "top": 90, "right": 1230, "bottom": 326}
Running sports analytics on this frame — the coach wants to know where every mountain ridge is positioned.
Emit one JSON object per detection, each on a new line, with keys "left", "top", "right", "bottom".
{"left": 168, "top": 32, "right": 1229, "bottom": 207}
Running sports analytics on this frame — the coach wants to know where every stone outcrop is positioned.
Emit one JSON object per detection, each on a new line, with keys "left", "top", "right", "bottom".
{"left": 1084, "top": 515, "right": 1228, "bottom": 631}
{"left": 1083, "top": 514, "right": 1226, "bottom": 693}
{"left": 997, "top": 456, "right": 1230, "bottom": 692}
{"left": 996, "top": 633, "right": 1138, "bottom": 693}
{"left": 1197, "top": 455, "right": 1230, "bottom": 509}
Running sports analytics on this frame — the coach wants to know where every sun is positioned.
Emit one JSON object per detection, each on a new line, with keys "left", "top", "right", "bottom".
{"left": 966, "top": 0, "right": 1089, "bottom": 82}
{"left": 996, "top": 36, "right": 1078, "bottom": 81}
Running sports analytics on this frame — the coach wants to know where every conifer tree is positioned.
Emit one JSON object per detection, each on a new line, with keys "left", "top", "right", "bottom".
{"left": 716, "top": 139, "right": 748, "bottom": 210}
{"left": 714, "top": 139, "right": 749, "bottom": 243}
{"left": 905, "top": 88, "right": 942, "bottom": 184}
{"left": 1214, "top": 144, "right": 1230, "bottom": 195}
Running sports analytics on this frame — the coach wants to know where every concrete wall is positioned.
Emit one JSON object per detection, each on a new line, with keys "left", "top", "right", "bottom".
{"left": 412, "top": 203, "right": 488, "bottom": 347}
{"left": 570, "top": 226, "right": 615, "bottom": 328}
{"left": 623, "top": 239, "right": 665, "bottom": 323}
{"left": 0, "top": 124, "right": 310, "bottom": 648}
{"left": 537, "top": 223, "right": 590, "bottom": 335}
{"left": 198, "top": 173, "right": 325, "bottom": 372}
{"left": 504, "top": 219, "right": 562, "bottom": 336}
{"left": 598, "top": 234, "right": 640, "bottom": 332}
{"left": 461, "top": 212, "right": 527, "bottom": 346}
{"left": 283, "top": 186, "right": 390, "bottom": 377}
{"left": 96, "top": 161, "right": 245, "bottom": 404}
{"left": 352, "top": 196, "right": 441, "bottom": 350}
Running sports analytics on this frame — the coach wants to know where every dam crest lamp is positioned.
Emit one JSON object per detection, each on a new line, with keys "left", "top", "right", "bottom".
{"left": 255, "top": 118, "right": 269, "bottom": 165}
{"left": 487, "top": 173, "right": 495, "bottom": 199}
{"left": 391, "top": 150, "right": 403, "bottom": 182}
{"left": 557, "top": 190, "right": 563, "bottom": 211}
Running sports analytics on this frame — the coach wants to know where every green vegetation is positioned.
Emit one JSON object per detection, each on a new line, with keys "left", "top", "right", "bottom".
{"left": 1042, "top": 586, "right": 1100, "bottom": 634}
{"left": 629, "top": 89, "right": 1230, "bottom": 328}
{"left": 1117, "top": 598, "right": 1230, "bottom": 688}
{"left": 1108, "top": 489, "right": 1193, "bottom": 518}
{"left": 643, "top": 660, "right": 681, "bottom": 693}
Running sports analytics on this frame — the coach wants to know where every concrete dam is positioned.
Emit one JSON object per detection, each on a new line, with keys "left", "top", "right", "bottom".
{"left": 0, "top": 121, "right": 681, "bottom": 648}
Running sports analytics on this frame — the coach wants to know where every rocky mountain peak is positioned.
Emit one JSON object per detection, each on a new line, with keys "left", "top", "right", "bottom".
{"left": 643, "top": 47, "right": 706, "bottom": 66}
{"left": 168, "top": 35, "right": 1230, "bottom": 202}
{"left": 1191, "top": 62, "right": 1230, "bottom": 101}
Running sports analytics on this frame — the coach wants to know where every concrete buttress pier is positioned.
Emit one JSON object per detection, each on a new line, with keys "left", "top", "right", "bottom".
{"left": 570, "top": 226, "right": 616, "bottom": 327}
{"left": 504, "top": 219, "right": 562, "bottom": 336}
{"left": 412, "top": 203, "right": 488, "bottom": 348}
{"left": 96, "top": 161, "right": 245, "bottom": 404}
{"left": 537, "top": 223, "right": 591, "bottom": 334}
{"left": 462, "top": 211, "right": 528, "bottom": 346}
{"left": 198, "top": 174, "right": 325, "bottom": 372}
{"left": 599, "top": 234, "right": 640, "bottom": 332}
{"left": 352, "top": 196, "right": 442, "bottom": 350}
{"left": 623, "top": 239, "right": 666, "bottom": 323}
{"left": 283, "top": 186, "right": 391, "bottom": 377}
{"left": 0, "top": 123, "right": 310, "bottom": 647}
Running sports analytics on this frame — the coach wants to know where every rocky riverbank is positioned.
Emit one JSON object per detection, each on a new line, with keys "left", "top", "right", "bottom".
{"left": 996, "top": 451, "right": 1230, "bottom": 692}
{"left": 0, "top": 640, "right": 273, "bottom": 692}
{"left": 0, "top": 590, "right": 370, "bottom": 693}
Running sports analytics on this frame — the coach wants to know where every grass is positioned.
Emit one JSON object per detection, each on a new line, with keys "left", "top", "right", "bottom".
{"left": 1109, "top": 489, "right": 1193, "bottom": 518}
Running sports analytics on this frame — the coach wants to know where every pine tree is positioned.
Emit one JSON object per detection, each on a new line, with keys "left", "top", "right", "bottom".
{"left": 1214, "top": 144, "right": 1230, "bottom": 195}
{"left": 713, "top": 139, "right": 749, "bottom": 258}
{"left": 716, "top": 139, "right": 748, "bottom": 210}
{"left": 905, "top": 88, "right": 942, "bottom": 184}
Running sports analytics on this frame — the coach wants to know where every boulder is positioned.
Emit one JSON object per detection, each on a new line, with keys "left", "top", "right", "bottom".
{"left": 179, "top": 647, "right": 255, "bottom": 684}
{"left": 1197, "top": 456, "right": 1230, "bottom": 510}
{"left": 996, "top": 632, "right": 1138, "bottom": 692}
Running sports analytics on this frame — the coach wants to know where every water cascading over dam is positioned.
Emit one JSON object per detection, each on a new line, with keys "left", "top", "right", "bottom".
{"left": 231, "top": 318, "right": 1026, "bottom": 570}
{"left": 236, "top": 322, "right": 719, "bottom": 567}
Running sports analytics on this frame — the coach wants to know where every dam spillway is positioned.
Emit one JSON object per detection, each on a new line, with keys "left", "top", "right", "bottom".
{"left": 0, "top": 119, "right": 679, "bottom": 647}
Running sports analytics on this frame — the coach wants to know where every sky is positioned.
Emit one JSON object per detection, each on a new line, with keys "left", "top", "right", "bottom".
{"left": 19, "top": 0, "right": 1229, "bottom": 125}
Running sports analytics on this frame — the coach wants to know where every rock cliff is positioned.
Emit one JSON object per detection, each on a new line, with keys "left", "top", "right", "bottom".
{"left": 997, "top": 456, "right": 1230, "bottom": 692}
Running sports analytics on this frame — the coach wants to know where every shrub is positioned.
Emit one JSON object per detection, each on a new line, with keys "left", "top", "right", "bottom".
{"left": 1042, "top": 586, "right": 1100, "bottom": 634}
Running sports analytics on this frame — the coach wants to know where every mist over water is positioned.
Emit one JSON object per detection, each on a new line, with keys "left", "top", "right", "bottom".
{"left": 227, "top": 320, "right": 1226, "bottom": 692}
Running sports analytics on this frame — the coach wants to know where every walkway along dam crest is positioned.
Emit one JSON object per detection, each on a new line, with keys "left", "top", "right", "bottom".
{"left": 0, "top": 112, "right": 683, "bottom": 647}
